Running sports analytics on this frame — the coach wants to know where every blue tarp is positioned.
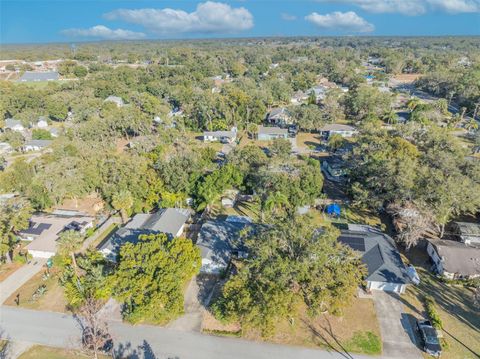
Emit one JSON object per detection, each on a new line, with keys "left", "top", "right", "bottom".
{"left": 326, "top": 203, "right": 341, "bottom": 216}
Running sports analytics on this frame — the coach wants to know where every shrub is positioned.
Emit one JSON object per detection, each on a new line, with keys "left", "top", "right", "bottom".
{"left": 424, "top": 295, "right": 443, "bottom": 329}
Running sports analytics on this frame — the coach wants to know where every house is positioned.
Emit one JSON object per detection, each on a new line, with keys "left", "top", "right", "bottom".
{"left": 221, "top": 189, "right": 239, "bottom": 208}
{"left": 36, "top": 116, "right": 49, "bottom": 129}
{"left": 104, "top": 96, "right": 124, "bottom": 107}
{"left": 426, "top": 239, "right": 480, "bottom": 279}
{"left": 320, "top": 124, "right": 357, "bottom": 138}
{"left": 203, "top": 128, "right": 237, "bottom": 144}
{"left": 18, "top": 71, "right": 59, "bottom": 82}
{"left": 49, "top": 127, "right": 60, "bottom": 138}
{"left": 451, "top": 222, "right": 480, "bottom": 246}
{"left": 196, "top": 218, "right": 254, "bottom": 274}
{"left": 4, "top": 118, "right": 24, "bottom": 132}
{"left": 308, "top": 85, "right": 327, "bottom": 103}
{"left": 22, "top": 140, "right": 52, "bottom": 152}
{"left": 21, "top": 213, "right": 94, "bottom": 258}
{"left": 266, "top": 108, "right": 291, "bottom": 127}
{"left": 321, "top": 156, "right": 348, "bottom": 182}
{"left": 98, "top": 208, "right": 190, "bottom": 260}
{"left": 0, "top": 142, "right": 13, "bottom": 155}
{"left": 257, "top": 125, "right": 289, "bottom": 141}
{"left": 290, "top": 91, "right": 308, "bottom": 105}
{"left": 338, "top": 225, "right": 410, "bottom": 294}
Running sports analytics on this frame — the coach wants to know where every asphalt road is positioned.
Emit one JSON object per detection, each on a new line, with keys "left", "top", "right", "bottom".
{"left": 0, "top": 306, "right": 379, "bottom": 359}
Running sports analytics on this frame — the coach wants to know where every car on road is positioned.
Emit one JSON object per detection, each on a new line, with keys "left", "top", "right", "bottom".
{"left": 416, "top": 319, "right": 442, "bottom": 357}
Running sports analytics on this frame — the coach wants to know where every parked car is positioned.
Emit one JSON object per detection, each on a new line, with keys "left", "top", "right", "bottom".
{"left": 416, "top": 319, "right": 442, "bottom": 357}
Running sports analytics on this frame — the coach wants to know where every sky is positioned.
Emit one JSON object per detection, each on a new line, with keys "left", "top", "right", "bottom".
{"left": 1, "top": 0, "right": 479, "bottom": 44}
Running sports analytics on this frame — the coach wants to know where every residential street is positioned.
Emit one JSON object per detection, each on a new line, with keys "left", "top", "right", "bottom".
{"left": 0, "top": 259, "right": 46, "bottom": 304}
{"left": 0, "top": 306, "right": 379, "bottom": 359}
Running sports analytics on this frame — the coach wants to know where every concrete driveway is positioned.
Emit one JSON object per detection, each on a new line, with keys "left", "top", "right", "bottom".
{"left": 0, "top": 259, "right": 46, "bottom": 304}
{"left": 372, "top": 291, "right": 422, "bottom": 359}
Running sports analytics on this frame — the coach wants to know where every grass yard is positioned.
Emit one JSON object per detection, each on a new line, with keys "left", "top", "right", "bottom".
{"left": 4, "top": 267, "right": 68, "bottom": 313}
{"left": 210, "top": 199, "right": 262, "bottom": 222}
{"left": 18, "top": 345, "right": 109, "bottom": 359}
{"left": 87, "top": 222, "right": 119, "bottom": 249}
{"left": 203, "top": 297, "right": 382, "bottom": 356}
{"left": 400, "top": 250, "right": 480, "bottom": 359}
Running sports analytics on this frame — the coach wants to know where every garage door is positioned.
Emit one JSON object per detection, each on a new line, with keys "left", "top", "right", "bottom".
{"left": 368, "top": 281, "right": 405, "bottom": 294}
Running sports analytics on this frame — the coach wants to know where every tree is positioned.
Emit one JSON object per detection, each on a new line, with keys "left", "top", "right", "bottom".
{"left": 0, "top": 198, "right": 32, "bottom": 263}
{"left": 73, "top": 65, "right": 88, "bottom": 78}
{"left": 111, "top": 233, "right": 201, "bottom": 324}
{"left": 111, "top": 190, "right": 133, "bottom": 223}
{"left": 77, "top": 297, "right": 113, "bottom": 359}
{"left": 32, "top": 129, "right": 52, "bottom": 140}
{"left": 58, "top": 230, "right": 84, "bottom": 274}
{"left": 327, "top": 133, "right": 344, "bottom": 151}
{"left": 213, "top": 217, "right": 364, "bottom": 336}
{"left": 269, "top": 138, "right": 291, "bottom": 159}
{"left": 263, "top": 191, "right": 289, "bottom": 217}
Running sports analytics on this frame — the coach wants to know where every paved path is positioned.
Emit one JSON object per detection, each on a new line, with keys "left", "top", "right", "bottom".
{"left": 0, "top": 259, "right": 46, "bottom": 304}
{"left": 0, "top": 306, "right": 378, "bottom": 359}
{"left": 373, "top": 292, "right": 422, "bottom": 359}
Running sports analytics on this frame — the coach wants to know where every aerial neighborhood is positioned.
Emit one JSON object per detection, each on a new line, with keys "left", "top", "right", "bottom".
{"left": 0, "top": 32, "right": 479, "bottom": 359}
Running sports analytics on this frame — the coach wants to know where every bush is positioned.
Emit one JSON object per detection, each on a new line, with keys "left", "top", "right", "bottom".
{"left": 424, "top": 295, "right": 443, "bottom": 329}
{"left": 13, "top": 253, "right": 30, "bottom": 264}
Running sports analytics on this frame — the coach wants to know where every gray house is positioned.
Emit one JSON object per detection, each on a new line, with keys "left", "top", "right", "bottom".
{"left": 22, "top": 140, "right": 52, "bottom": 152}
{"left": 266, "top": 108, "right": 291, "bottom": 127}
{"left": 338, "top": 225, "right": 410, "bottom": 294}
{"left": 99, "top": 208, "right": 190, "bottom": 260}
{"left": 452, "top": 222, "right": 480, "bottom": 246}
{"left": 257, "top": 126, "right": 289, "bottom": 141}
{"left": 196, "top": 219, "right": 254, "bottom": 274}
{"left": 18, "top": 71, "right": 59, "bottom": 82}
{"left": 4, "top": 118, "right": 25, "bottom": 132}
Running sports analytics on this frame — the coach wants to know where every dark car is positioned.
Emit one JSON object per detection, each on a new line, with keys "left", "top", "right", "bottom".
{"left": 288, "top": 124, "right": 298, "bottom": 137}
{"left": 416, "top": 319, "right": 442, "bottom": 357}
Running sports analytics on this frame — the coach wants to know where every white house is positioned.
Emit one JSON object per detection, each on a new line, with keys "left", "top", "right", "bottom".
{"left": 4, "top": 118, "right": 24, "bottom": 132}
{"left": 104, "top": 96, "right": 124, "bottom": 107}
{"left": 36, "top": 117, "right": 49, "bottom": 129}
{"left": 0, "top": 142, "right": 13, "bottom": 155}
{"left": 22, "top": 140, "right": 52, "bottom": 152}
{"left": 320, "top": 124, "right": 357, "bottom": 138}
{"left": 203, "top": 128, "right": 237, "bottom": 144}
{"left": 427, "top": 239, "right": 480, "bottom": 280}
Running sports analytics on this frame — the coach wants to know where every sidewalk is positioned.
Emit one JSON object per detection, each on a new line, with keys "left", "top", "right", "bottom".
{"left": 0, "top": 259, "right": 47, "bottom": 304}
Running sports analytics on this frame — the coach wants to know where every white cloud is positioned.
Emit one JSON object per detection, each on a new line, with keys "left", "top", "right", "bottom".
{"left": 104, "top": 1, "right": 254, "bottom": 34}
{"left": 305, "top": 11, "right": 374, "bottom": 33}
{"left": 281, "top": 13, "right": 297, "bottom": 21}
{"left": 316, "top": 0, "right": 480, "bottom": 15}
{"left": 62, "top": 25, "right": 146, "bottom": 40}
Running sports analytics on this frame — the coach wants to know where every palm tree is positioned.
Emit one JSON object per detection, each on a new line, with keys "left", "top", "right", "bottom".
{"left": 407, "top": 98, "right": 420, "bottom": 112}
{"left": 263, "top": 191, "right": 289, "bottom": 216}
{"left": 465, "top": 118, "right": 479, "bottom": 133}
{"left": 58, "top": 230, "right": 84, "bottom": 275}
{"left": 383, "top": 111, "right": 398, "bottom": 125}
{"left": 112, "top": 190, "right": 133, "bottom": 223}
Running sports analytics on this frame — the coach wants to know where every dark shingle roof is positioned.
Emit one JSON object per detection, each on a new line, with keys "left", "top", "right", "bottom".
{"left": 338, "top": 228, "right": 409, "bottom": 284}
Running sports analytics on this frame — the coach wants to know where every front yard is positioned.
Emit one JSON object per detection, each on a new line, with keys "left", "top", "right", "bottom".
{"left": 4, "top": 267, "right": 67, "bottom": 313}
{"left": 203, "top": 296, "right": 382, "bottom": 356}
{"left": 18, "top": 345, "right": 109, "bottom": 359}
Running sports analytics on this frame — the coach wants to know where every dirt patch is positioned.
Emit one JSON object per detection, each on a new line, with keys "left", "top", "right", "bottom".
{"left": 56, "top": 193, "right": 104, "bottom": 216}
{"left": 392, "top": 74, "right": 423, "bottom": 83}
{"left": 0, "top": 262, "right": 23, "bottom": 282}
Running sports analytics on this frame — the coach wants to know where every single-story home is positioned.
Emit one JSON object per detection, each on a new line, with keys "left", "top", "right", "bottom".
{"left": 18, "top": 71, "right": 59, "bottom": 82}
{"left": 21, "top": 213, "right": 94, "bottom": 258}
{"left": 36, "top": 117, "right": 49, "bottom": 129}
{"left": 451, "top": 221, "right": 480, "bottom": 246}
{"left": 265, "top": 108, "right": 291, "bottom": 127}
{"left": 426, "top": 239, "right": 480, "bottom": 280}
{"left": 290, "top": 91, "right": 308, "bottom": 105}
{"left": 196, "top": 218, "right": 254, "bottom": 274}
{"left": 257, "top": 125, "right": 289, "bottom": 141}
{"left": 203, "top": 128, "right": 237, "bottom": 143}
{"left": 104, "top": 96, "right": 124, "bottom": 107}
{"left": 98, "top": 208, "right": 190, "bottom": 260}
{"left": 320, "top": 124, "right": 357, "bottom": 138}
{"left": 22, "top": 140, "right": 52, "bottom": 152}
{"left": 338, "top": 225, "right": 410, "bottom": 294}
{"left": 4, "top": 118, "right": 24, "bottom": 132}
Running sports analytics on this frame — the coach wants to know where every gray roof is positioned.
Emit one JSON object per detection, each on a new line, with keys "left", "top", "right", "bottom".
{"left": 196, "top": 220, "right": 254, "bottom": 269}
{"left": 5, "top": 118, "right": 23, "bottom": 128}
{"left": 267, "top": 107, "right": 290, "bottom": 119}
{"left": 98, "top": 208, "right": 190, "bottom": 258}
{"left": 204, "top": 130, "right": 236, "bottom": 138}
{"left": 453, "top": 222, "right": 480, "bottom": 237}
{"left": 104, "top": 96, "right": 124, "bottom": 106}
{"left": 25, "top": 140, "right": 52, "bottom": 148}
{"left": 320, "top": 124, "right": 356, "bottom": 132}
{"left": 18, "top": 71, "right": 59, "bottom": 82}
{"left": 429, "top": 239, "right": 480, "bottom": 276}
{"left": 338, "top": 228, "right": 409, "bottom": 284}
{"left": 258, "top": 125, "right": 288, "bottom": 136}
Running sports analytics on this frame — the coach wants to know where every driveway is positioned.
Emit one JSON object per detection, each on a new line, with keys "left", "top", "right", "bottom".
{"left": 0, "top": 259, "right": 46, "bottom": 304}
{"left": 372, "top": 291, "right": 422, "bottom": 359}
{"left": 0, "top": 306, "right": 377, "bottom": 359}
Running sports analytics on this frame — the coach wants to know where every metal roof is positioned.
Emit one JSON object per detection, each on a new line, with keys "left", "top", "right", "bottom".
{"left": 258, "top": 125, "right": 288, "bottom": 135}
{"left": 18, "top": 71, "right": 59, "bottom": 82}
